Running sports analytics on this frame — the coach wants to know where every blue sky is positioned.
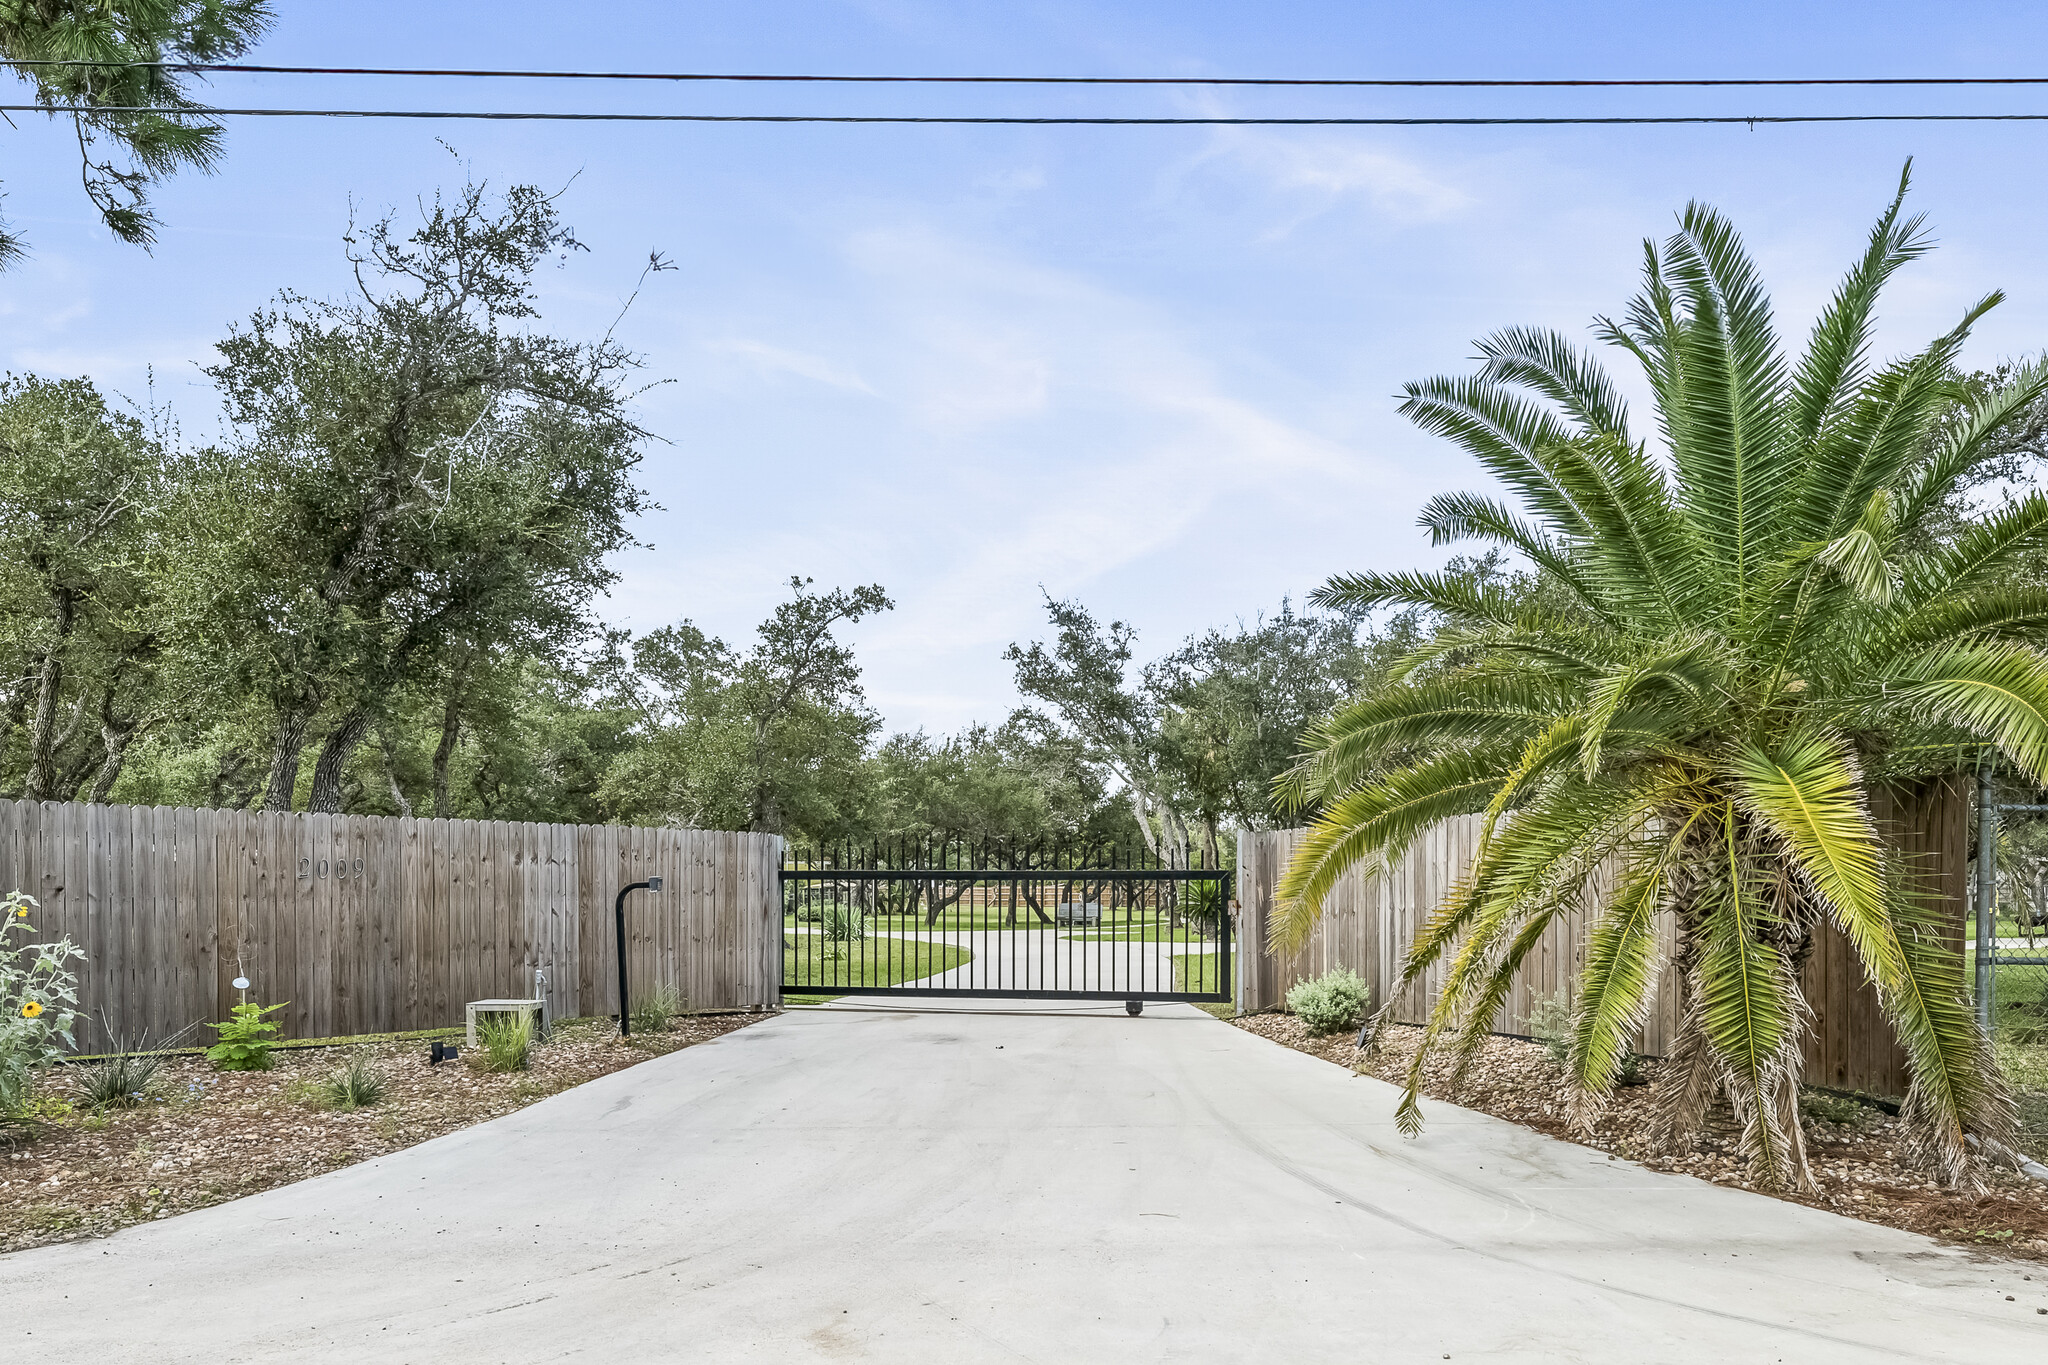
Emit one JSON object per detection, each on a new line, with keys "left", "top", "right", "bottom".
{"left": 6, "top": 2, "right": 2048, "bottom": 734}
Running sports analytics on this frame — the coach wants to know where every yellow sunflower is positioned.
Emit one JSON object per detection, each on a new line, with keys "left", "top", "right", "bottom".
{"left": 21, "top": 1001, "right": 44, "bottom": 1019}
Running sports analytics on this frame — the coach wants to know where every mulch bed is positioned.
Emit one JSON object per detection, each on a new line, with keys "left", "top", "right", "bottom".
{"left": 0, "top": 1013, "right": 760, "bottom": 1255}
{"left": 1232, "top": 1012, "right": 2048, "bottom": 1265}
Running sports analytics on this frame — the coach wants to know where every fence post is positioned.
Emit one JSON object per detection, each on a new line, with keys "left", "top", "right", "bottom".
{"left": 1977, "top": 767, "right": 1996, "bottom": 1033}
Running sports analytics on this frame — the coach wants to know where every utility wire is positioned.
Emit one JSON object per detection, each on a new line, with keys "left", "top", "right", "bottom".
{"left": 6, "top": 61, "right": 2048, "bottom": 88}
{"left": 8, "top": 105, "right": 2048, "bottom": 126}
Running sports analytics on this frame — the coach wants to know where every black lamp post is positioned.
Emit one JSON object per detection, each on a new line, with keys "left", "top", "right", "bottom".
{"left": 615, "top": 876, "right": 663, "bottom": 1037}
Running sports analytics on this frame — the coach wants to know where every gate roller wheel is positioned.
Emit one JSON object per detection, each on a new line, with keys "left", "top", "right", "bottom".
{"left": 1125, "top": 1000, "right": 1143, "bottom": 1016}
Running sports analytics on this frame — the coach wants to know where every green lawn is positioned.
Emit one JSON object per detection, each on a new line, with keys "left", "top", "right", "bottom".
{"left": 1995, "top": 1034, "right": 2048, "bottom": 1161}
{"left": 1172, "top": 949, "right": 1224, "bottom": 998}
{"left": 783, "top": 934, "right": 972, "bottom": 997}
{"left": 1962, "top": 950, "right": 2048, "bottom": 1030}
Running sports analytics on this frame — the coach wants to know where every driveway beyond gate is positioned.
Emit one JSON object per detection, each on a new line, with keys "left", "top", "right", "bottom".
{"left": 2, "top": 1002, "right": 2039, "bottom": 1363}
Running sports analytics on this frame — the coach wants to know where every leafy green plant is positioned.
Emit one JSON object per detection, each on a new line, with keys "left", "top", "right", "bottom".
{"left": 324, "top": 1052, "right": 385, "bottom": 1112}
{"left": 1277, "top": 167, "right": 2035, "bottom": 1191}
{"left": 204, "top": 1001, "right": 287, "bottom": 1071}
{"left": 1523, "top": 990, "right": 1573, "bottom": 1065}
{"left": 1285, "top": 968, "right": 1371, "bottom": 1036}
{"left": 474, "top": 1014, "right": 532, "bottom": 1073}
{"left": 1801, "top": 1089, "right": 1876, "bottom": 1127}
{"left": 75, "top": 1049, "right": 165, "bottom": 1111}
{"left": 1, "top": 892, "right": 83, "bottom": 1125}
{"left": 631, "top": 983, "right": 685, "bottom": 1035}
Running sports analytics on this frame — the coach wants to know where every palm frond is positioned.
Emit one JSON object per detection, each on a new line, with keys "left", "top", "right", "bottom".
{"left": 1416, "top": 490, "right": 1603, "bottom": 612}
{"left": 1894, "top": 354, "right": 2048, "bottom": 530}
{"left": 1786, "top": 161, "right": 1931, "bottom": 446}
{"left": 1272, "top": 746, "right": 1518, "bottom": 950}
{"left": 1657, "top": 202, "right": 1794, "bottom": 592}
{"left": 1474, "top": 325, "right": 1631, "bottom": 439}
{"left": 1396, "top": 375, "right": 1594, "bottom": 537}
{"left": 1310, "top": 567, "right": 1541, "bottom": 628}
{"left": 1567, "top": 806, "right": 1708, "bottom": 1129}
{"left": 1898, "top": 492, "right": 2048, "bottom": 611}
{"left": 1875, "top": 643, "right": 2048, "bottom": 783}
{"left": 1813, "top": 488, "right": 1900, "bottom": 605}
{"left": 1877, "top": 588, "right": 2048, "bottom": 654}
{"left": 1691, "top": 804, "right": 1807, "bottom": 1189}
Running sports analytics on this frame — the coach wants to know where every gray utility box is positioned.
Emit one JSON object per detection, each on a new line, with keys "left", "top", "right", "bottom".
{"left": 1055, "top": 902, "right": 1102, "bottom": 926}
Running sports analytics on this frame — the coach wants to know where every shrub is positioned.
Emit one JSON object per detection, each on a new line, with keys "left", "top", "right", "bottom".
{"left": 325, "top": 1051, "right": 386, "bottom": 1111}
{"left": 0, "top": 892, "right": 84, "bottom": 1125}
{"left": 475, "top": 1014, "right": 532, "bottom": 1073}
{"left": 1522, "top": 989, "right": 1573, "bottom": 1065}
{"left": 1285, "top": 968, "right": 1370, "bottom": 1036}
{"left": 631, "top": 983, "right": 685, "bottom": 1034}
{"left": 205, "top": 1001, "right": 287, "bottom": 1071}
{"left": 821, "top": 906, "right": 864, "bottom": 942}
{"left": 1800, "top": 1089, "right": 1875, "bottom": 1127}
{"left": 75, "top": 1049, "right": 165, "bottom": 1111}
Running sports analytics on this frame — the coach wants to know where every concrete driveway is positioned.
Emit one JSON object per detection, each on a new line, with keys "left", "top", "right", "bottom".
{"left": 3, "top": 1001, "right": 2043, "bottom": 1363}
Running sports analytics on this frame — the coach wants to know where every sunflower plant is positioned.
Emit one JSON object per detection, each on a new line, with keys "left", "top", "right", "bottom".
{"left": 1, "top": 891, "right": 84, "bottom": 1124}
{"left": 1278, "top": 166, "right": 2048, "bottom": 1192}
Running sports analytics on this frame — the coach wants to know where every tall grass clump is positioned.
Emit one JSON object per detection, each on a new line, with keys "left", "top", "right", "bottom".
{"left": 476, "top": 1014, "right": 532, "bottom": 1073}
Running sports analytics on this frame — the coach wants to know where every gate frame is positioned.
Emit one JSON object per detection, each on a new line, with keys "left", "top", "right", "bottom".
{"left": 779, "top": 861, "right": 1234, "bottom": 1005}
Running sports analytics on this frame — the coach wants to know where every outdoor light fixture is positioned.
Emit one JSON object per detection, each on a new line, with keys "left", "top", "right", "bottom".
{"left": 614, "top": 875, "right": 663, "bottom": 1037}
{"left": 428, "top": 1040, "right": 459, "bottom": 1065}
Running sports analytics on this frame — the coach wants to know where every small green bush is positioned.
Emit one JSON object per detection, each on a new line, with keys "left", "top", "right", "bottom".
{"left": 631, "top": 983, "right": 685, "bottom": 1034}
{"left": 75, "top": 1049, "right": 165, "bottom": 1110}
{"left": 821, "top": 906, "right": 864, "bottom": 942}
{"left": 475, "top": 1014, "right": 532, "bottom": 1073}
{"left": 1800, "top": 1089, "right": 1875, "bottom": 1127}
{"left": 205, "top": 1001, "right": 287, "bottom": 1071}
{"left": 325, "top": 1051, "right": 385, "bottom": 1111}
{"left": 1, "top": 891, "right": 84, "bottom": 1125}
{"left": 1523, "top": 989, "right": 1573, "bottom": 1065}
{"left": 1285, "top": 968, "right": 1370, "bottom": 1036}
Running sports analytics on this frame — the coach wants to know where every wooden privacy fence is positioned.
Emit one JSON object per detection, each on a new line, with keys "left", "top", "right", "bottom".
{"left": 0, "top": 799, "right": 784, "bottom": 1053}
{"left": 1235, "top": 780, "right": 1967, "bottom": 1099}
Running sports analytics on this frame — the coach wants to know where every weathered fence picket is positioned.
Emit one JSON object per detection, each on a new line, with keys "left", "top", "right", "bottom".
{"left": 0, "top": 798, "right": 783, "bottom": 1052}
{"left": 1236, "top": 780, "right": 1967, "bottom": 1099}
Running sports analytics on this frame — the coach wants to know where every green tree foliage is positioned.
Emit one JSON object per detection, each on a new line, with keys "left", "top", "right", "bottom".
{"left": 1152, "top": 598, "right": 1402, "bottom": 847}
{"left": 0, "top": 373, "right": 174, "bottom": 802}
{"left": 600, "top": 579, "right": 892, "bottom": 836}
{"left": 1008, "top": 593, "right": 1406, "bottom": 866}
{"left": 864, "top": 722, "right": 1132, "bottom": 851}
{"left": 1007, "top": 595, "right": 1191, "bottom": 862}
{"left": 178, "top": 175, "right": 653, "bottom": 813}
{"left": 1278, "top": 166, "right": 2041, "bottom": 1192}
{"left": 0, "top": 0, "right": 274, "bottom": 265}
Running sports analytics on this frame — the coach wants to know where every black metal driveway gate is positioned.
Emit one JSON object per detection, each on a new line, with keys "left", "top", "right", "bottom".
{"left": 780, "top": 839, "right": 1232, "bottom": 1005}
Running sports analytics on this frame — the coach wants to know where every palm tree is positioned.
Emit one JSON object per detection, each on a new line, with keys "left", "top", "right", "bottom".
{"left": 1276, "top": 166, "right": 2047, "bottom": 1192}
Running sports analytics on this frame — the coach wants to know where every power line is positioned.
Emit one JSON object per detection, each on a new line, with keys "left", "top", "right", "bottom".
{"left": 8, "top": 105, "right": 2048, "bottom": 126}
{"left": 6, "top": 62, "right": 2048, "bottom": 88}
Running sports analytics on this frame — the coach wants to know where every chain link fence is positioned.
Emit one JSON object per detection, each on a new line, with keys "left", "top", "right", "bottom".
{"left": 1977, "top": 784, "right": 2048, "bottom": 1160}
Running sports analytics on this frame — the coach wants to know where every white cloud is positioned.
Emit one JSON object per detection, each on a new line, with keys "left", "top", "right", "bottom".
{"left": 1185, "top": 130, "right": 1474, "bottom": 236}
{"left": 701, "top": 338, "right": 878, "bottom": 396}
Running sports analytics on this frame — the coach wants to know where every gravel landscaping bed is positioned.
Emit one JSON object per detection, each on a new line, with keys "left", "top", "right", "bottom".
{"left": 0, "top": 1013, "right": 760, "bottom": 1255}
{"left": 1232, "top": 1012, "right": 2048, "bottom": 1265}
